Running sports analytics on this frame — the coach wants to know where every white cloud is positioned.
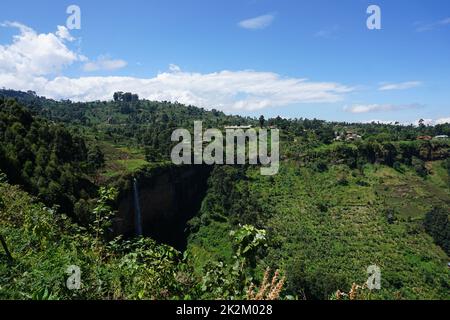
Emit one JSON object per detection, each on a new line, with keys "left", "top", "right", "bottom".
{"left": 378, "top": 81, "right": 422, "bottom": 91}
{"left": 238, "top": 14, "right": 274, "bottom": 30}
{"left": 410, "top": 118, "right": 450, "bottom": 126}
{"left": 344, "top": 103, "right": 422, "bottom": 114}
{"left": 56, "top": 25, "right": 75, "bottom": 42}
{"left": 83, "top": 55, "right": 128, "bottom": 72}
{"left": 435, "top": 117, "right": 450, "bottom": 125}
{"left": 0, "top": 22, "right": 354, "bottom": 112}
{"left": 0, "top": 22, "right": 82, "bottom": 76}
{"left": 169, "top": 64, "right": 181, "bottom": 73}
{"left": 0, "top": 67, "right": 353, "bottom": 111}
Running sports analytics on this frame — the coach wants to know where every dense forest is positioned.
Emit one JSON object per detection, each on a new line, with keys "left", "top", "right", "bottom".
{"left": 0, "top": 89, "right": 449, "bottom": 300}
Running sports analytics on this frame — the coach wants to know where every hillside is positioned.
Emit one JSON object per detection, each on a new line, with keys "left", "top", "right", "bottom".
{"left": 188, "top": 162, "right": 450, "bottom": 299}
{"left": 0, "top": 89, "right": 449, "bottom": 300}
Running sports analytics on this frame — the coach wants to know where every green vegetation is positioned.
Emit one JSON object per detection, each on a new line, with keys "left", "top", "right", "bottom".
{"left": 0, "top": 97, "right": 96, "bottom": 221}
{"left": 187, "top": 162, "right": 449, "bottom": 300}
{"left": 0, "top": 182, "right": 193, "bottom": 299}
{"left": 0, "top": 178, "right": 270, "bottom": 299}
{"left": 424, "top": 207, "right": 450, "bottom": 256}
{"left": 0, "top": 89, "right": 449, "bottom": 300}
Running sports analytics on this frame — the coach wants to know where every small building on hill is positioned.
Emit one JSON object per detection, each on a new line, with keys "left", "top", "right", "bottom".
{"left": 224, "top": 125, "right": 253, "bottom": 130}
{"left": 334, "top": 131, "right": 362, "bottom": 142}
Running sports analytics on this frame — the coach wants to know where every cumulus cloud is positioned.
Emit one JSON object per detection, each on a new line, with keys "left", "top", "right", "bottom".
{"left": 344, "top": 103, "right": 422, "bottom": 114}
{"left": 378, "top": 81, "right": 422, "bottom": 91}
{"left": 83, "top": 55, "right": 128, "bottom": 72}
{"left": 0, "top": 22, "right": 355, "bottom": 112}
{"left": 435, "top": 117, "right": 450, "bottom": 125}
{"left": 56, "top": 25, "right": 75, "bottom": 42}
{"left": 0, "top": 22, "right": 82, "bottom": 76}
{"left": 169, "top": 64, "right": 181, "bottom": 73}
{"left": 238, "top": 14, "right": 275, "bottom": 30}
{"left": 1, "top": 67, "right": 353, "bottom": 111}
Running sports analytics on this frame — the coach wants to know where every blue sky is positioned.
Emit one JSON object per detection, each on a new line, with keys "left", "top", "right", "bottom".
{"left": 0, "top": 0, "right": 449, "bottom": 124}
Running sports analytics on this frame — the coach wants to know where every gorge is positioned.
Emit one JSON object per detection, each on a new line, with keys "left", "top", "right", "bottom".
{"left": 114, "top": 165, "right": 212, "bottom": 250}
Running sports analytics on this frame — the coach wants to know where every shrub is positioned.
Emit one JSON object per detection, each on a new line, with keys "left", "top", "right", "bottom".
{"left": 412, "top": 157, "right": 428, "bottom": 178}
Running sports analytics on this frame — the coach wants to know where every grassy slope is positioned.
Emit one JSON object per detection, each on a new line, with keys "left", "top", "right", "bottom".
{"left": 188, "top": 161, "right": 450, "bottom": 299}
{"left": 96, "top": 142, "right": 148, "bottom": 179}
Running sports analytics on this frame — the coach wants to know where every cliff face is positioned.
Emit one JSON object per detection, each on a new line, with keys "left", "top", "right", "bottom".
{"left": 114, "top": 165, "right": 211, "bottom": 250}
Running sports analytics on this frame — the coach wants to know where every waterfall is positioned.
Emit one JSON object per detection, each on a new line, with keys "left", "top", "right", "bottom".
{"left": 133, "top": 178, "right": 143, "bottom": 236}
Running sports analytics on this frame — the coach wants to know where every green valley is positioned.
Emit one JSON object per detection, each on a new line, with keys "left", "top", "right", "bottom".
{"left": 0, "top": 89, "right": 449, "bottom": 300}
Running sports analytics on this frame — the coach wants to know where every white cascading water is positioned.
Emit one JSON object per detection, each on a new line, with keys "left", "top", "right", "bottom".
{"left": 133, "top": 178, "right": 143, "bottom": 236}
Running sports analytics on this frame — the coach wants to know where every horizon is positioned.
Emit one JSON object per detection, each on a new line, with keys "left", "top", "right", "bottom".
{"left": 2, "top": 88, "right": 448, "bottom": 127}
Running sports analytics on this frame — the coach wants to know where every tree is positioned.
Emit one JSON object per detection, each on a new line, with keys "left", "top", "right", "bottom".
{"left": 0, "top": 99, "right": 92, "bottom": 217}
{"left": 200, "top": 225, "right": 268, "bottom": 299}
{"left": 87, "top": 145, "right": 105, "bottom": 171}
{"left": 418, "top": 118, "right": 425, "bottom": 128}
{"left": 92, "top": 187, "right": 118, "bottom": 246}
{"left": 113, "top": 92, "right": 123, "bottom": 102}
{"left": 145, "top": 146, "right": 162, "bottom": 162}
{"left": 424, "top": 207, "right": 450, "bottom": 255}
{"left": 316, "top": 126, "right": 335, "bottom": 144}
{"left": 113, "top": 92, "right": 139, "bottom": 103}
{"left": 412, "top": 157, "right": 427, "bottom": 177}
{"left": 259, "top": 115, "right": 265, "bottom": 128}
